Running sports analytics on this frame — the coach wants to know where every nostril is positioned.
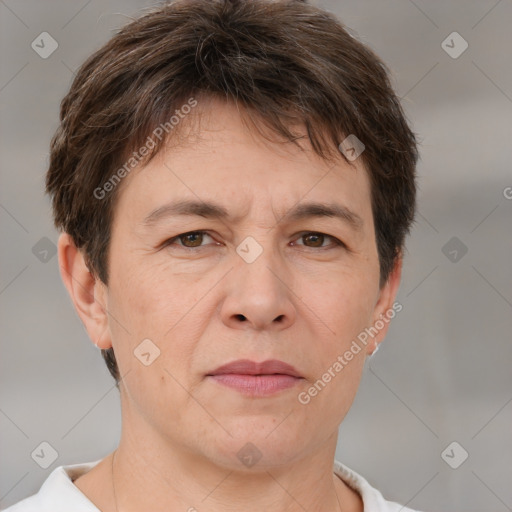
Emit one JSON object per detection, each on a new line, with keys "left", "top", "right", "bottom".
{"left": 235, "top": 314, "right": 247, "bottom": 321}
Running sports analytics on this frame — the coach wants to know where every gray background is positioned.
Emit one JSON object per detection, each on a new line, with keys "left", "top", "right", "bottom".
{"left": 1, "top": 0, "right": 511, "bottom": 510}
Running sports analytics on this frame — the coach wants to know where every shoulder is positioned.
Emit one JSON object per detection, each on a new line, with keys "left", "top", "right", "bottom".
{"left": 1, "top": 461, "right": 102, "bottom": 512}
{"left": 333, "top": 460, "right": 424, "bottom": 512}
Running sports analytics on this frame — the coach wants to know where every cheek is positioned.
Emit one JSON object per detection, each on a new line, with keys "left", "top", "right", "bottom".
{"left": 108, "top": 253, "right": 186, "bottom": 327}
{"left": 310, "top": 268, "right": 378, "bottom": 345}
{"left": 106, "top": 254, "right": 206, "bottom": 383}
{"left": 294, "top": 273, "right": 376, "bottom": 416}
{"left": 296, "top": 330, "right": 366, "bottom": 438}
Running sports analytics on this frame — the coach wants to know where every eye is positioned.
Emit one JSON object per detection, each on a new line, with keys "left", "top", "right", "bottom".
{"left": 164, "top": 231, "right": 217, "bottom": 249}
{"left": 161, "top": 230, "right": 344, "bottom": 251}
{"left": 292, "top": 232, "right": 345, "bottom": 249}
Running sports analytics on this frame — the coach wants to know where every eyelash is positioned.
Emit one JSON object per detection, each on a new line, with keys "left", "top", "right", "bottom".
{"left": 162, "top": 231, "right": 346, "bottom": 251}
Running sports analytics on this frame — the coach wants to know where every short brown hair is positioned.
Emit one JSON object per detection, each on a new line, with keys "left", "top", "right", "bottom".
{"left": 46, "top": 0, "right": 418, "bottom": 385}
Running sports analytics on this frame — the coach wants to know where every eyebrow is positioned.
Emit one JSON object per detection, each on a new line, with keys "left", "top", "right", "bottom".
{"left": 143, "top": 200, "right": 230, "bottom": 225}
{"left": 142, "top": 199, "right": 363, "bottom": 231}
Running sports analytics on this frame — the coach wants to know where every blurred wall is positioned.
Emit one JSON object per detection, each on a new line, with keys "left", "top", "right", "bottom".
{"left": 1, "top": 1, "right": 511, "bottom": 510}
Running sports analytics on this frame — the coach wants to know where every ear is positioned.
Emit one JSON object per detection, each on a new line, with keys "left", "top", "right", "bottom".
{"left": 366, "top": 255, "right": 403, "bottom": 355}
{"left": 57, "top": 232, "right": 112, "bottom": 349}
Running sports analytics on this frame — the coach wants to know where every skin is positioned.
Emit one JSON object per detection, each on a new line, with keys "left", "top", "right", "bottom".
{"left": 59, "top": 97, "right": 401, "bottom": 512}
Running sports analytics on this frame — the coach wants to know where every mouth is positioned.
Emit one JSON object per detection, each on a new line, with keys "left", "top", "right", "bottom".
{"left": 206, "top": 359, "right": 304, "bottom": 397}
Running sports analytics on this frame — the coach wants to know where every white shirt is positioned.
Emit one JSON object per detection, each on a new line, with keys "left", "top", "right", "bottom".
{"left": 2, "top": 459, "right": 421, "bottom": 512}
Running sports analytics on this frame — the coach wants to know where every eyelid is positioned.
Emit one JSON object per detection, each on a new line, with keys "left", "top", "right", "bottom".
{"left": 161, "top": 230, "right": 346, "bottom": 251}
{"left": 292, "top": 231, "right": 346, "bottom": 249}
{"left": 162, "top": 230, "right": 216, "bottom": 249}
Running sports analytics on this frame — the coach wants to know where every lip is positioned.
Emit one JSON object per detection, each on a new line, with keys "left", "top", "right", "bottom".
{"left": 206, "top": 359, "right": 304, "bottom": 397}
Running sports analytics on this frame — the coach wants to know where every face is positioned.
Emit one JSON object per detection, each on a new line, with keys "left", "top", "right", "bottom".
{"left": 89, "top": 97, "right": 399, "bottom": 470}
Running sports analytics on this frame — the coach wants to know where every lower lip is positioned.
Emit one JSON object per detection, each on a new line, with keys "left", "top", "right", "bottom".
{"left": 208, "top": 374, "right": 301, "bottom": 396}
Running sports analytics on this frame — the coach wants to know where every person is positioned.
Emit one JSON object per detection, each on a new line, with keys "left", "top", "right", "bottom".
{"left": 3, "top": 0, "right": 421, "bottom": 510}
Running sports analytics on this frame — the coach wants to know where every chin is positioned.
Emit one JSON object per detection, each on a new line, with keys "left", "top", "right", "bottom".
{"left": 202, "top": 420, "right": 308, "bottom": 471}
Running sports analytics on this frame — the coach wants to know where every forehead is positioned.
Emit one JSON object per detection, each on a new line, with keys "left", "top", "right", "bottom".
{"left": 113, "top": 97, "right": 373, "bottom": 231}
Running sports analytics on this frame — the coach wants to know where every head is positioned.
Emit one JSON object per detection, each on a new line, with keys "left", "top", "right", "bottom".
{"left": 49, "top": 0, "right": 417, "bottom": 470}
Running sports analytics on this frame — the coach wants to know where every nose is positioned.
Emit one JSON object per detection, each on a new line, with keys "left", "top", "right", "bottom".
{"left": 219, "top": 246, "right": 297, "bottom": 332}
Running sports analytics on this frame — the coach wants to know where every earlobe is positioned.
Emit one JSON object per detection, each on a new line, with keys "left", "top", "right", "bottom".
{"left": 366, "top": 256, "right": 403, "bottom": 355}
{"left": 57, "top": 233, "right": 112, "bottom": 349}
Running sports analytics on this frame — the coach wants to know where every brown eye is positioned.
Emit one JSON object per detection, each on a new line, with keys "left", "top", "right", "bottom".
{"left": 292, "top": 232, "right": 344, "bottom": 250}
{"left": 163, "top": 231, "right": 215, "bottom": 249}
{"left": 302, "top": 233, "right": 325, "bottom": 247}
{"left": 179, "top": 232, "right": 205, "bottom": 247}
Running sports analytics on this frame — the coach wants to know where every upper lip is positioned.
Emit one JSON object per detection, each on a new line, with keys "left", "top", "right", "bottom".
{"left": 207, "top": 359, "right": 303, "bottom": 378}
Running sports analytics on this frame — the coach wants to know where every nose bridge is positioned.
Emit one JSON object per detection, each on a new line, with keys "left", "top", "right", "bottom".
{"left": 220, "top": 231, "right": 296, "bottom": 330}
{"left": 231, "top": 195, "right": 283, "bottom": 284}
{"left": 235, "top": 232, "right": 287, "bottom": 297}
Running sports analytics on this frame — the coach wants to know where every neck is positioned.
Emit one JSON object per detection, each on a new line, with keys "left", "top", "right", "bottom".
{"left": 107, "top": 426, "right": 362, "bottom": 512}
